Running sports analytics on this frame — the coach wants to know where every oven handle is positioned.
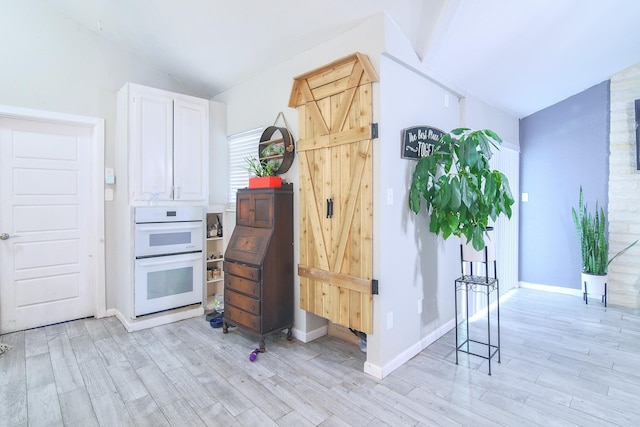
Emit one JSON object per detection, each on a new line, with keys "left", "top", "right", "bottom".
{"left": 135, "top": 252, "right": 202, "bottom": 266}
{"left": 135, "top": 223, "right": 203, "bottom": 232}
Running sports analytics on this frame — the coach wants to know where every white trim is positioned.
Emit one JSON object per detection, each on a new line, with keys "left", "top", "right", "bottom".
{"left": 368, "top": 288, "right": 520, "bottom": 379}
{"left": 365, "top": 317, "right": 458, "bottom": 379}
{"left": 0, "top": 104, "right": 106, "bottom": 321}
{"left": 113, "top": 305, "right": 204, "bottom": 332}
{"left": 92, "top": 119, "right": 106, "bottom": 318}
{"left": 291, "top": 324, "right": 328, "bottom": 343}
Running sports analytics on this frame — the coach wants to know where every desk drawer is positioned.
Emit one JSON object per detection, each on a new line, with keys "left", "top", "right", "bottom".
{"left": 224, "top": 305, "right": 260, "bottom": 333}
{"left": 225, "top": 290, "right": 260, "bottom": 315}
{"left": 225, "top": 273, "right": 260, "bottom": 298}
{"left": 223, "top": 261, "right": 260, "bottom": 282}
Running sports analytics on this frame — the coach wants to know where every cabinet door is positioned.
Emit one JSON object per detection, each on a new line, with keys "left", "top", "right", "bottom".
{"left": 236, "top": 192, "right": 252, "bottom": 226}
{"left": 129, "top": 86, "right": 173, "bottom": 201}
{"left": 236, "top": 192, "right": 274, "bottom": 228}
{"left": 252, "top": 193, "right": 273, "bottom": 228}
{"left": 173, "top": 98, "right": 209, "bottom": 201}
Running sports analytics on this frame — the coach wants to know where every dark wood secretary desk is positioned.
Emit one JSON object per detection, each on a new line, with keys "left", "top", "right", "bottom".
{"left": 222, "top": 184, "right": 294, "bottom": 352}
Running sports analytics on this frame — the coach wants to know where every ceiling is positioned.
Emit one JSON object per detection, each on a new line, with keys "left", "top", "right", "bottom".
{"left": 46, "top": 0, "right": 640, "bottom": 118}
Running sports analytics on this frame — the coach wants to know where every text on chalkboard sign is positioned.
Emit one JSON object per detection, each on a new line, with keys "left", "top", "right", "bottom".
{"left": 401, "top": 126, "right": 444, "bottom": 160}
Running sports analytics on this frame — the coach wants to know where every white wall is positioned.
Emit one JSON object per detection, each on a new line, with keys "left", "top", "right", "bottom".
{"left": 0, "top": 1, "right": 205, "bottom": 308}
{"left": 214, "top": 14, "right": 387, "bottom": 342}
{"left": 2, "top": 4, "right": 521, "bottom": 371}
{"left": 374, "top": 14, "right": 519, "bottom": 376}
{"left": 209, "top": 101, "right": 228, "bottom": 206}
{"left": 375, "top": 53, "right": 461, "bottom": 374}
{"left": 214, "top": 11, "right": 519, "bottom": 377}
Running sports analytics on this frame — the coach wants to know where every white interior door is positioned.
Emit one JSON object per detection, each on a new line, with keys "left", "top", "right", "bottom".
{"left": 0, "top": 116, "right": 95, "bottom": 333}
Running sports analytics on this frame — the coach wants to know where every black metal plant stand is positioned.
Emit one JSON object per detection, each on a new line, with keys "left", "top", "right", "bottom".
{"left": 583, "top": 280, "right": 607, "bottom": 307}
{"left": 454, "top": 245, "right": 501, "bottom": 375}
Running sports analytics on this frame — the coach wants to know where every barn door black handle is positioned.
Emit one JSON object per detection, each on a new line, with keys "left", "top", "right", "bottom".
{"left": 326, "top": 198, "right": 333, "bottom": 218}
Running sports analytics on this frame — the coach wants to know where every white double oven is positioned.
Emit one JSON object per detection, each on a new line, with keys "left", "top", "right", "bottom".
{"left": 134, "top": 206, "right": 204, "bottom": 316}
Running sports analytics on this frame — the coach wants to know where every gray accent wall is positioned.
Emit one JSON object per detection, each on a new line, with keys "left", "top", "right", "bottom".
{"left": 519, "top": 81, "right": 610, "bottom": 289}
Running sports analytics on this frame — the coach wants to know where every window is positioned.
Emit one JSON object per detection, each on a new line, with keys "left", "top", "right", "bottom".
{"left": 228, "top": 127, "right": 263, "bottom": 205}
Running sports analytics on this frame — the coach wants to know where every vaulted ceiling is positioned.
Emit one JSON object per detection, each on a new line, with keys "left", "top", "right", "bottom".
{"left": 46, "top": 0, "right": 640, "bottom": 118}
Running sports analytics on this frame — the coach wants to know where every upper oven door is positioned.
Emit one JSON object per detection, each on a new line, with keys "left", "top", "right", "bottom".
{"left": 135, "top": 221, "right": 203, "bottom": 257}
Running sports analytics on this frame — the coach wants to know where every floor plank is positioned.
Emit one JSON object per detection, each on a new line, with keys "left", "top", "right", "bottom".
{"left": 1, "top": 288, "right": 640, "bottom": 426}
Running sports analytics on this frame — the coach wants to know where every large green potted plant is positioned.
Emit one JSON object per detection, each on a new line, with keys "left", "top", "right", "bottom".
{"left": 572, "top": 186, "right": 637, "bottom": 303}
{"left": 409, "top": 128, "right": 514, "bottom": 251}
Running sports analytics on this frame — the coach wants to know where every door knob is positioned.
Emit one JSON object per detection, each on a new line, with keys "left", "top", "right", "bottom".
{"left": 0, "top": 233, "right": 18, "bottom": 240}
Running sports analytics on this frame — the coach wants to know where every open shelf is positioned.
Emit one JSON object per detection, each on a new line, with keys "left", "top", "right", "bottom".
{"left": 205, "top": 209, "right": 225, "bottom": 311}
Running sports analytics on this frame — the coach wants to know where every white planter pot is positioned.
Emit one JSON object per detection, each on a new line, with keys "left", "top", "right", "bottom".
{"left": 461, "top": 227, "right": 495, "bottom": 263}
{"left": 581, "top": 272, "right": 607, "bottom": 302}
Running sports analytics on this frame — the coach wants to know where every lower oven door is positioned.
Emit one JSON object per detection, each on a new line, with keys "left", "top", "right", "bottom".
{"left": 134, "top": 252, "right": 203, "bottom": 316}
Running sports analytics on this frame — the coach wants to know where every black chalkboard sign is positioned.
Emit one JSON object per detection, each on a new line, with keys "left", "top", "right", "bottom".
{"left": 401, "top": 126, "right": 444, "bottom": 160}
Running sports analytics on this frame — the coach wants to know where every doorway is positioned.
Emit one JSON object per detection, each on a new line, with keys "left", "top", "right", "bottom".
{"left": 0, "top": 105, "right": 105, "bottom": 333}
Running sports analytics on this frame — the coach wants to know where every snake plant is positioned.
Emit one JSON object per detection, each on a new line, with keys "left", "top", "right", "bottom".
{"left": 409, "top": 128, "right": 514, "bottom": 251}
{"left": 572, "top": 187, "right": 637, "bottom": 275}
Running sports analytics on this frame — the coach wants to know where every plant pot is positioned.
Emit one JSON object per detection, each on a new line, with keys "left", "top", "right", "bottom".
{"left": 461, "top": 227, "right": 495, "bottom": 262}
{"left": 581, "top": 272, "right": 607, "bottom": 302}
{"left": 249, "top": 176, "right": 282, "bottom": 188}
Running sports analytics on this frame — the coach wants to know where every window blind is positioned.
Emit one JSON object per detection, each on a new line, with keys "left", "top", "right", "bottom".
{"left": 228, "top": 127, "right": 263, "bottom": 205}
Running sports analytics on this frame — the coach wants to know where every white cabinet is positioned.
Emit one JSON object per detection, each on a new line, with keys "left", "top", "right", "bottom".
{"left": 122, "top": 83, "right": 209, "bottom": 203}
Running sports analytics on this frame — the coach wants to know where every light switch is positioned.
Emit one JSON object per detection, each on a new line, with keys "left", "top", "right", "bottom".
{"left": 105, "top": 188, "right": 114, "bottom": 201}
{"left": 386, "top": 188, "right": 394, "bottom": 205}
{"left": 522, "top": 192, "right": 529, "bottom": 202}
{"left": 105, "top": 168, "right": 115, "bottom": 184}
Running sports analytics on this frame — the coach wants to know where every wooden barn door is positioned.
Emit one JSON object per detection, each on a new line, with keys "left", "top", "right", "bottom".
{"left": 289, "top": 53, "right": 378, "bottom": 334}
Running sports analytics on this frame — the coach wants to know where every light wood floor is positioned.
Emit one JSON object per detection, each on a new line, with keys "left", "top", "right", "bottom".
{"left": 1, "top": 287, "right": 640, "bottom": 426}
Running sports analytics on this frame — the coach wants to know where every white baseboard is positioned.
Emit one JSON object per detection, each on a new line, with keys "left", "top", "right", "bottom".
{"left": 113, "top": 305, "right": 204, "bottom": 332}
{"left": 365, "top": 316, "right": 458, "bottom": 379}
{"left": 292, "top": 324, "right": 328, "bottom": 343}
{"left": 519, "top": 281, "right": 582, "bottom": 297}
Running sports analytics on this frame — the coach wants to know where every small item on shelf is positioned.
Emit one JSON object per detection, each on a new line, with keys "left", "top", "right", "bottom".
{"left": 207, "top": 269, "right": 213, "bottom": 281}
{"left": 208, "top": 223, "right": 218, "bottom": 238}
{"left": 214, "top": 293, "right": 224, "bottom": 312}
{"left": 213, "top": 268, "right": 221, "bottom": 279}
{"left": 216, "top": 215, "right": 223, "bottom": 237}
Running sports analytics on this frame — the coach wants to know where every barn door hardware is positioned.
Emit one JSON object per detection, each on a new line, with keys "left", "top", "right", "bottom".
{"left": 372, "top": 279, "right": 379, "bottom": 295}
{"left": 371, "top": 123, "right": 378, "bottom": 139}
{"left": 326, "top": 198, "right": 333, "bottom": 218}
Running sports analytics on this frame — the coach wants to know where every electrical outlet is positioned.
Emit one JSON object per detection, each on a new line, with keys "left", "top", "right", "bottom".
{"left": 387, "top": 312, "right": 394, "bottom": 330}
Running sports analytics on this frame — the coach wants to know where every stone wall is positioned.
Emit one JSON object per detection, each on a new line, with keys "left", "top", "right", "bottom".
{"left": 608, "top": 63, "right": 640, "bottom": 307}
